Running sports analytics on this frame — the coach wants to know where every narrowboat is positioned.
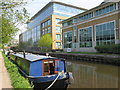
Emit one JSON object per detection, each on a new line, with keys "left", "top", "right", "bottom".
{"left": 10, "top": 52, "right": 73, "bottom": 89}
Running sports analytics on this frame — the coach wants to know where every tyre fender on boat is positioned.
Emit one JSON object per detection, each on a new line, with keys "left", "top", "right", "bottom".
{"left": 66, "top": 72, "right": 74, "bottom": 84}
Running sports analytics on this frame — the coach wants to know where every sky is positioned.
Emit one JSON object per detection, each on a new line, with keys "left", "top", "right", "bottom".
{"left": 26, "top": 0, "right": 104, "bottom": 18}
{"left": 16, "top": 0, "right": 104, "bottom": 39}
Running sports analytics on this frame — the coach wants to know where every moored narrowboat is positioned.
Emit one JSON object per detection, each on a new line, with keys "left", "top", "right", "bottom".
{"left": 10, "top": 52, "right": 73, "bottom": 89}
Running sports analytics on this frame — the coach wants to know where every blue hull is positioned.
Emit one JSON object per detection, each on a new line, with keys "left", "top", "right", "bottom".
{"left": 29, "top": 72, "right": 69, "bottom": 83}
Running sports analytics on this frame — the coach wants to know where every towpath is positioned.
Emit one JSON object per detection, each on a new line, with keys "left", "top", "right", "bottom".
{"left": 0, "top": 52, "right": 12, "bottom": 89}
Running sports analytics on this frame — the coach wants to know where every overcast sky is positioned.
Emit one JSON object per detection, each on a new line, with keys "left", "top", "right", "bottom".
{"left": 16, "top": 0, "right": 104, "bottom": 39}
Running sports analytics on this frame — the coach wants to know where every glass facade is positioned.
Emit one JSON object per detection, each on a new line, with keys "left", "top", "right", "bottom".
{"left": 79, "top": 27, "right": 92, "bottom": 47}
{"left": 41, "top": 19, "right": 51, "bottom": 35}
{"left": 56, "top": 34, "right": 61, "bottom": 40}
{"left": 96, "top": 21, "right": 115, "bottom": 46}
{"left": 36, "top": 26, "right": 40, "bottom": 40}
{"left": 64, "top": 31, "right": 72, "bottom": 48}
{"left": 25, "top": 2, "right": 86, "bottom": 48}
{"left": 27, "top": 4, "right": 53, "bottom": 29}
{"left": 41, "top": 19, "right": 51, "bottom": 28}
{"left": 62, "top": 3, "right": 117, "bottom": 28}
{"left": 53, "top": 3, "right": 85, "bottom": 17}
{"left": 56, "top": 26, "right": 61, "bottom": 33}
{"left": 95, "top": 4, "right": 116, "bottom": 16}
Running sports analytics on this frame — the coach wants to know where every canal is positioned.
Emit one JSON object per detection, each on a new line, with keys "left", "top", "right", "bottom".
{"left": 65, "top": 60, "right": 119, "bottom": 88}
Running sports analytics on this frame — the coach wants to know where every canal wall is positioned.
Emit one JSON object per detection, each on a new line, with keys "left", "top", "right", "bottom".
{"left": 27, "top": 51, "right": 120, "bottom": 66}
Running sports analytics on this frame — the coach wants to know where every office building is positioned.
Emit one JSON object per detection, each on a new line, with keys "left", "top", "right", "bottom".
{"left": 19, "top": 1, "right": 87, "bottom": 50}
{"left": 62, "top": 1, "right": 120, "bottom": 52}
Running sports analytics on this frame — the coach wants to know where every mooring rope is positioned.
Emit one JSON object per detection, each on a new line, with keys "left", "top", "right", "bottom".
{"left": 45, "top": 72, "right": 62, "bottom": 90}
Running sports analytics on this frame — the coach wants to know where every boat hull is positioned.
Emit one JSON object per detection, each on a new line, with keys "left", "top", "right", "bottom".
{"left": 33, "top": 78, "right": 68, "bottom": 90}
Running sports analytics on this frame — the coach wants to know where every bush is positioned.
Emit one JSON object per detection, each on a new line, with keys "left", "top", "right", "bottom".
{"left": 95, "top": 44, "right": 120, "bottom": 54}
{"left": 3, "top": 53, "right": 32, "bottom": 88}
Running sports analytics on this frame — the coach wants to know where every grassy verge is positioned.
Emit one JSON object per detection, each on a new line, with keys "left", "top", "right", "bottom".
{"left": 2, "top": 53, "right": 32, "bottom": 88}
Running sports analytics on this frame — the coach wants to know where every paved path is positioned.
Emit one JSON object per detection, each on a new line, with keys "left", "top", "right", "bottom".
{"left": 0, "top": 52, "right": 12, "bottom": 89}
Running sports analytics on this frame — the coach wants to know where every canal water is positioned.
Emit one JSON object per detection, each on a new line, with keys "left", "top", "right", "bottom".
{"left": 65, "top": 60, "right": 119, "bottom": 88}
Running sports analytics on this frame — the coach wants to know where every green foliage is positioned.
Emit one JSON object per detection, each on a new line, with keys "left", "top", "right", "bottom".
{"left": 95, "top": 44, "right": 120, "bottom": 54}
{"left": 0, "top": 0, "right": 29, "bottom": 47}
{"left": 38, "top": 34, "right": 52, "bottom": 51}
{"left": 3, "top": 54, "right": 32, "bottom": 88}
{"left": 1, "top": 17, "right": 19, "bottom": 44}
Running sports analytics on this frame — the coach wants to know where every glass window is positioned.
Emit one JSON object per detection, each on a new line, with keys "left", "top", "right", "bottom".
{"left": 56, "top": 18, "right": 61, "bottom": 25}
{"left": 96, "top": 21, "right": 115, "bottom": 46}
{"left": 73, "top": 18, "right": 77, "bottom": 23}
{"left": 56, "top": 42, "right": 61, "bottom": 48}
{"left": 73, "top": 26, "right": 77, "bottom": 30}
{"left": 95, "top": 4, "right": 116, "bottom": 16}
{"left": 67, "top": 20, "right": 73, "bottom": 25}
{"left": 44, "top": 62, "right": 49, "bottom": 72}
{"left": 36, "top": 26, "right": 40, "bottom": 40}
{"left": 41, "top": 23, "right": 45, "bottom": 28}
{"left": 79, "top": 27, "right": 92, "bottom": 48}
{"left": 63, "top": 31, "right": 72, "bottom": 48}
{"left": 63, "top": 22, "right": 67, "bottom": 27}
{"left": 45, "top": 28, "right": 47, "bottom": 34}
{"left": 56, "top": 27, "right": 61, "bottom": 33}
{"left": 45, "top": 21, "right": 48, "bottom": 27}
{"left": 42, "top": 29, "right": 45, "bottom": 35}
{"left": 56, "top": 34, "right": 61, "bottom": 40}
{"left": 48, "top": 19, "right": 51, "bottom": 26}
{"left": 47, "top": 27, "right": 51, "bottom": 33}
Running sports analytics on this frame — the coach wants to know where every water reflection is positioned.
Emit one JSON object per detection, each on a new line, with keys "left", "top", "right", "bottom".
{"left": 66, "top": 60, "right": 119, "bottom": 88}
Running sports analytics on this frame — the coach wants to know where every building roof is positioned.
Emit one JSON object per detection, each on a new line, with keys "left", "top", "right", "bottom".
{"left": 27, "top": 1, "right": 87, "bottom": 23}
{"left": 61, "top": 2, "right": 116, "bottom": 23}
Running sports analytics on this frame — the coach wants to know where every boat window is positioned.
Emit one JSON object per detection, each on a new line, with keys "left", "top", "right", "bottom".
{"left": 55, "top": 60, "right": 60, "bottom": 71}
{"left": 49, "top": 62, "right": 55, "bottom": 75}
{"left": 44, "top": 62, "right": 49, "bottom": 72}
{"left": 42, "top": 60, "right": 61, "bottom": 76}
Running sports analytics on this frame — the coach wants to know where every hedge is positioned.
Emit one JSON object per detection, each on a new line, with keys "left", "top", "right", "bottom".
{"left": 3, "top": 53, "right": 32, "bottom": 88}
{"left": 95, "top": 44, "right": 120, "bottom": 54}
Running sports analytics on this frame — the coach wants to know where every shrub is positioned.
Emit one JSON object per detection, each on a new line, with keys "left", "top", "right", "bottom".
{"left": 3, "top": 53, "right": 32, "bottom": 88}
{"left": 95, "top": 44, "right": 120, "bottom": 54}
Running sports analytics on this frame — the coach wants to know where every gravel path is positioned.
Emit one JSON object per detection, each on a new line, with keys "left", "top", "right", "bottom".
{"left": 0, "top": 52, "right": 12, "bottom": 89}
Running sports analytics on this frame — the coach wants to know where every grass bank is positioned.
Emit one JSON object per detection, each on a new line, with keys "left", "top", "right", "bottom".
{"left": 65, "top": 52, "right": 119, "bottom": 56}
{"left": 2, "top": 53, "right": 32, "bottom": 88}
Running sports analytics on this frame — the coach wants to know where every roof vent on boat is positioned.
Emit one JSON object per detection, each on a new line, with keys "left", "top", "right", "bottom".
{"left": 46, "top": 53, "right": 49, "bottom": 57}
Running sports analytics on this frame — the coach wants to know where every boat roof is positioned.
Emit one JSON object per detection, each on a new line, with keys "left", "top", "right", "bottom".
{"left": 12, "top": 53, "right": 58, "bottom": 62}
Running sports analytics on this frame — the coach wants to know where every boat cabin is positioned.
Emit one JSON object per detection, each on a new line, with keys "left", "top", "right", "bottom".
{"left": 10, "top": 53, "right": 66, "bottom": 77}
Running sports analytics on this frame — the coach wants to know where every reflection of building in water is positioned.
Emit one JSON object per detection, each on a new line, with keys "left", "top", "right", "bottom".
{"left": 96, "top": 73, "right": 118, "bottom": 88}
{"left": 66, "top": 61, "right": 118, "bottom": 88}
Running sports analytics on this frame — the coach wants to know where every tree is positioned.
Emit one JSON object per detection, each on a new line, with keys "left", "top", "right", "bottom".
{"left": 38, "top": 34, "right": 52, "bottom": 52}
{"left": 19, "top": 38, "right": 33, "bottom": 50}
{"left": 0, "top": 0, "right": 29, "bottom": 49}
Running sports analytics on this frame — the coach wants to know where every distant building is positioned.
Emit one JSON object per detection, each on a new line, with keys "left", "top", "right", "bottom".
{"left": 19, "top": 1, "right": 87, "bottom": 50}
{"left": 62, "top": 1, "right": 120, "bottom": 52}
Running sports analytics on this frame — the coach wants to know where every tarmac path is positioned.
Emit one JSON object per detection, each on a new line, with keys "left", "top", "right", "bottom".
{"left": 0, "top": 52, "right": 12, "bottom": 89}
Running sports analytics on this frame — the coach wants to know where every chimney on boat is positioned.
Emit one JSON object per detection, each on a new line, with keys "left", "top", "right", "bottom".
{"left": 23, "top": 50, "right": 26, "bottom": 58}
